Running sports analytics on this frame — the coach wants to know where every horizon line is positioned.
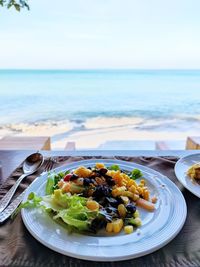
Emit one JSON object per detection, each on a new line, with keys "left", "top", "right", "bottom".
{"left": 1, "top": 68, "right": 200, "bottom": 71}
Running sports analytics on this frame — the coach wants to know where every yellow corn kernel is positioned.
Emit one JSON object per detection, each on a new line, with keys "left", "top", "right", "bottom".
{"left": 121, "top": 176, "right": 127, "bottom": 186}
{"left": 121, "top": 174, "right": 129, "bottom": 185}
{"left": 96, "top": 163, "right": 105, "bottom": 169}
{"left": 142, "top": 186, "right": 148, "bottom": 191}
{"left": 120, "top": 196, "right": 129, "bottom": 205}
{"left": 140, "top": 179, "right": 146, "bottom": 185}
{"left": 135, "top": 189, "right": 139, "bottom": 195}
{"left": 122, "top": 173, "right": 129, "bottom": 180}
{"left": 118, "top": 204, "right": 127, "bottom": 218}
{"left": 133, "top": 217, "right": 142, "bottom": 227}
{"left": 132, "top": 194, "right": 140, "bottom": 201}
{"left": 113, "top": 224, "right": 121, "bottom": 233}
{"left": 124, "top": 225, "right": 134, "bottom": 234}
{"left": 143, "top": 189, "right": 150, "bottom": 201}
{"left": 121, "top": 191, "right": 135, "bottom": 199}
{"left": 118, "top": 179, "right": 125, "bottom": 187}
{"left": 112, "top": 188, "right": 120, "bottom": 197}
{"left": 113, "top": 171, "right": 123, "bottom": 185}
{"left": 139, "top": 189, "right": 144, "bottom": 198}
{"left": 127, "top": 179, "right": 137, "bottom": 188}
{"left": 129, "top": 185, "right": 137, "bottom": 193}
{"left": 106, "top": 222, "right": 113, "bottom": 233}
{"left": 137, "top": 187, "right": 143, "bottom": 195}
{"left": 124, "top": 173, "right": 130, "bottom": 180}
{"left": 86, "top": 200, "right": 99, "bottom": 211}
{"left": 113, "top": 219, "right": 123, "bottom": 233}
{"left": 107, "top": 170, "right": 116, "bottom": 178}
{"left": 74, "top": 166, "right": 92, "bottom": 178}
{"left": 126, "top": 179, "right": 134, "bottom": 187}
{"left": 122, "top": 180, "right": 127, "bottom": 186}
{"left": 112, "top": 186, "right": 126, "bottom": 197}
{"left": 133, "top": 210, "right": 140, "bottom": 218}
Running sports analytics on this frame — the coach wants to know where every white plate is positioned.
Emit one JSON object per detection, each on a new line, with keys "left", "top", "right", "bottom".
{"left": 22, "top": 159, "right": 187, "bottom": 261}
{"left": 175, "top": 153, "right": 200, "bottom": 198}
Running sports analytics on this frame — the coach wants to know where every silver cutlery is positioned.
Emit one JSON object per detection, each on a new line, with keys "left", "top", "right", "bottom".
{"left": 0, "top": 156, "right": 55, "bottom": 223}
{"left": 0, "top": 152, "right": 44, "bottom": 213}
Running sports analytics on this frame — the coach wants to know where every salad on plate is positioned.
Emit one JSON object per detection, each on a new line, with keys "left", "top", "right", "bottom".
{"left": 187, "top": 162, "right": 200, "bottom": 183}
{"left": 17, "top": 162, "right": 157, "bottom": 235}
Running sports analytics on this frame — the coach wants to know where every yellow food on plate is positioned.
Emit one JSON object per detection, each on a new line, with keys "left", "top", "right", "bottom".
{"left": 44, "top": 162, "right": 157, "bottom": 235}
{"left": 187, "top": 163, "right": 200, "bottom": 180}
{"left": 124, "top": 225, "right": 134, "bottom": 234}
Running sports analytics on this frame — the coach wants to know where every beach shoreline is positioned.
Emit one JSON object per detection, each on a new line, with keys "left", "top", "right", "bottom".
{"left": 0, "top": 116, "right": 199, "bottom": 150}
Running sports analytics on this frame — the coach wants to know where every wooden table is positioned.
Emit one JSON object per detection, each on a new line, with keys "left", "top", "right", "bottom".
{"left": 0, "top": 136, "right": 51, "bottom": 150}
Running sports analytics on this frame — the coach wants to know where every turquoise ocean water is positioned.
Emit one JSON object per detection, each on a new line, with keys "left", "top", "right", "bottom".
{"left": 0, "top": 69, "right": 200, "bottom": 129}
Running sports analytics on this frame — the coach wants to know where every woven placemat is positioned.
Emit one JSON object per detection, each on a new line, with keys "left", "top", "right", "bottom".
{"left": 0, "top": 156, "right": 199, "bottom": 267}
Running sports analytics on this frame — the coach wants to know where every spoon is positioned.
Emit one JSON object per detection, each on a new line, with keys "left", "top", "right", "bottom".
{"left": 0, "top": 152, "right": 44, "bottom": 213}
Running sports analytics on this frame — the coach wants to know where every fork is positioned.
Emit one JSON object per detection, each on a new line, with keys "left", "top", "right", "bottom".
{"left": 0, "top": 157, "right": 56, "bottom": 223}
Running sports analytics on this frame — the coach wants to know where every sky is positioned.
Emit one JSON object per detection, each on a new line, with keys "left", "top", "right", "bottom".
{"left": 0, "top": 0, "right": 200, "bottom": 69}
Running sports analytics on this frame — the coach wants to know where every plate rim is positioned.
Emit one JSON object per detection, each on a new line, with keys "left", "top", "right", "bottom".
{"left": 22, "top": 158, "right": 187, "bottom": 261}
{"left": 175, "top": 153, "right": 200, "bottom": 198}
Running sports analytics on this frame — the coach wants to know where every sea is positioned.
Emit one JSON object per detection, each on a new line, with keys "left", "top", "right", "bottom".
{"left": 0, "top": 69, "right": 200, "bottom": 132}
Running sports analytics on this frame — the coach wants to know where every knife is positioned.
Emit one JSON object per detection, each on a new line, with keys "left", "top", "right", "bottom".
{"left": 0, "top": 191, "right": 26, "bottom": 223}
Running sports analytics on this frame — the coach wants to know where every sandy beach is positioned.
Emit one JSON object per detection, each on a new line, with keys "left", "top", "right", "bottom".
{"left": 0, "top": 116, "right": 199, "bottom": 150}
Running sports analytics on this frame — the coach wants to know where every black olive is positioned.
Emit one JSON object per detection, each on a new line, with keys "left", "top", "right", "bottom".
{"left": 83, "top": 178, "right": 91, "bottom": 186}
{"left": 105, "top": 197, "right": 119, "bottom": 207}
{"left": 90, "top": 218, "right": 106, "bottom": 232}
{"left": 104, "top": 174, "right": 112, "bottom": 179}
{"left": 106, "top": 207, "right": 113, "bottom": 213}
{"left": 126, "top": 204, "right": 136, "bottom": 214}
{"left": 87, "top": 167, "right": 92, "bottom": 170}
{"left": 107, "top": 179, "right": 115, "bottom": 186}
{"left": 70, "top": 174, "right": 79, "bottom": 181}
{"left": 93, "top": 185, "right": 111, "bottom": 199}
{"left": 99, "top": 168, "right": 108, "bottom": 175}
{"left": 125, "top": 213, "right": 133, "bottom": 218}
{"left": 98, "top": 197, "right": 107, "bottom": 206}
{"left": 104, "top": 174, "right": 115, "bottom": 186}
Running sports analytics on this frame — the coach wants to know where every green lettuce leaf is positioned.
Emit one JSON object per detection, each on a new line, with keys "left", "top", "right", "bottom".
{"left": 130, "top": 169, "right": 143, "bottom": 180}
{"left": 108, "top": 164, "right": 120, "bottom": 171}
{"left": 15, "top": 189, "right": 98, "bottom": 232}
{"left": 46, "top": 190, "right": 98, "bottom": 231}
{"left": 45, "top": 176, "right": 55, "bottom": 195}
{"left": 11, "top": 192, "right": 42, "bottom": 219}
{"left": 52, "top": 189, "right": 87, "bottom": 208}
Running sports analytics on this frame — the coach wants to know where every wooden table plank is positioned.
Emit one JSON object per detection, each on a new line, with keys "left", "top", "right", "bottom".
{"left": 186, "top": 136, "right": 200, "bottom": 149}
{"left": 0, "top": 136, "right": 51, "bottom": 150}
